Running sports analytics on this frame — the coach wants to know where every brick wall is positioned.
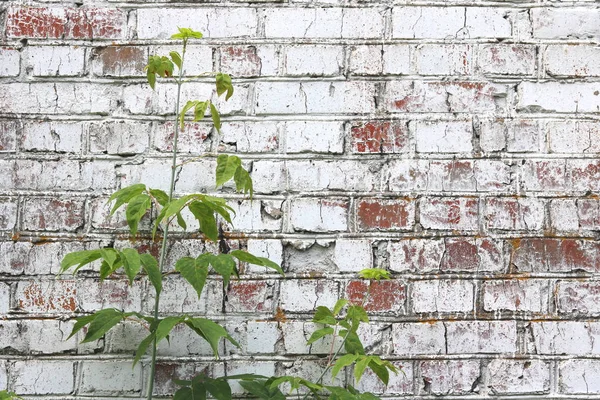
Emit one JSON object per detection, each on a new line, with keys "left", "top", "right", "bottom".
{"left": 1, "top": 0, "right": 599, "bottom": 397}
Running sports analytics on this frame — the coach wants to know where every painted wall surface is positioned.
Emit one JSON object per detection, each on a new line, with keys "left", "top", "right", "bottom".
{"left": 1, "top": 0, "right": 600, "bottom": 397}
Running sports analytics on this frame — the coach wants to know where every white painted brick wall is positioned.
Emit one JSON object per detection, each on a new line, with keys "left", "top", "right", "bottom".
{"left": 1, "top": 0, "right": 598, "bottom": 397}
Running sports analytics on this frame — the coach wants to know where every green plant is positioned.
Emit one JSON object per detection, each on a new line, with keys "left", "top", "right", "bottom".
{"left": 56, "top": 27, "right": 397, "bottom": 400}
{"left": 0, "top": 391, "right": 22, "bottom": 400}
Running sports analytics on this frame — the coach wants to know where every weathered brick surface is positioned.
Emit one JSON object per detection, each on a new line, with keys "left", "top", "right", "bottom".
{"left": 1, "top": 0, "right": 597, "bottom": 397}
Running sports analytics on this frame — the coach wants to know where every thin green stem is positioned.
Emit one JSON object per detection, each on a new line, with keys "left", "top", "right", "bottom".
{"left": 146, "top": 39, "right": 188, "bottom": 400}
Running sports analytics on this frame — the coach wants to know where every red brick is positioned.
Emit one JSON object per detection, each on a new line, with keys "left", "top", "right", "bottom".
{"left": 577, "top": 199, "right": 600, "bottom": 229}
{"left": 92, "top": 46, "right": 146, "bottom": 77}
{"left": 6, "top": 7, "right": 126, "bottom": 39}
{"left": 521, "top": 160, "right": 567, "bottom": 192}
{"left": 357, "top": 198, "right": 415, "bottom": 231}
{"left": 345, "top": 280, "right": 405, "bottom": 313}
{"left": 420, "top": 197, "right": 479, "bottom": 231}
{"left": 226, "top": 281, "right": 274, "bottom": 313}
{"left": 569, "top": 160, "right": 600, "bottom": 192}
{"left": 428, "top": 160, "right": 476, "bottom": 191}
{"left": 16, "top": 280, "right": 78, "bottom": 313}
{"left": 350, "top": 121, "right": 409, "bottom": 154}
{"left": 220, "top": 46, "right": 261, "bottom": 77}
{"left": 511, "top": 238, "right": 599, "bottom": 273}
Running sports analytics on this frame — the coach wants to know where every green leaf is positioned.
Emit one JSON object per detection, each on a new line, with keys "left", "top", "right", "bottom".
{"left": 176, "top": 212, "right": 187, "bottom": 230}
{"left": 203, "top": 377, "right": 232, "bottom": 400}
{"left": 67, "top": 314, "right": 97, "bottom": 340}
{"left": 194, "top": 101, "right": 208, "bottom": 122}
{"left": 216, "top": 73, "right": 234, "bottom": 100}
{"left": 358, "top": 268, "right": 390, "bottom": 280}
{"left": 215, "top": 154, "right": 241, "bottom": 187}
{"left": 230, "top": 250, "right": 284, "bottom": 275}
{"left": 174, "top": 386, "right": 206, "bottom": 400}
{"left": 210, "top": 103, "right": 221, "bottom": 132}
{"left": 313, "top": 306, "right": 336, "bottom": 325}
{"left": 108, "top": 184, "right": 147, "bottom": 215}
{"left": 140, "top": 253, "right": 162, "bottom": 295}
{"left": 81, "top": 308, "right": 125, "bottom": 343}
{"left": 185, "top": 317, "right": 239, "bottom": 356}
{"left": 368, "top": 360, "right": 389, "bottom": 386}
{"left": 347, "top": 305, "right": 369, "bottom": 329}
{"left": 147, "top": 70, "right": 156, "bottom": 90}
{"left": 149, "top": 188, "right": 169, "bottom": 206}
{"left": 170, "top": 51, "right": 182, "bottom": 69}
{"left": 332, "top": 354, "right": 359, "bottom": 379}
{"left": 120, "top": 248, "right": 141, "bottom": 285}
{"left": 354, "top": 356, "right": 372, "bottom": 383}
{"left": 171, "top": 27, "right": 203, "bottom": 40}
{"left": 125, "top": 194, "right": 151, "bottom": 236}
{"left": 176, "top": 256, "right": 208, "bottom": 298}
{"left": 341, "top": 330, "right": 365, "bottom": 355}
{"left": 156, "top": 316, "right": 185, "bottom": 343}
{"left": 210, "top": 254, "right": 236, "bottom": 287}
{"left": 0, "top": 391, "right": 22, "bottom": 400}
{"left": 234, "top": 166, "right": 253, "bottom": 197}
{"left": 180, "top": 100, "right": 197, "bottom": 130}
{"left": 188, "top": 201, "right": 218, "bottom": 242}
{"left": 60, "top": 249, "right": 103, "bottom": 274}
{"left": 202, "top": 197, "right": 233, "bottom": 224}
{"left": 133, "top": 332, "right": 155, "bottom": 366}
{"left": 153, "top": 195, "right": 193, "bottom": 238}
{"left": 306, "top": 327, "right": 334, "bottom": 345}
{"left": 333, "top": 299, "right": 349, "bottom": 316}
{"left": 239, "top": 380, "right": 285, "bottom": 400}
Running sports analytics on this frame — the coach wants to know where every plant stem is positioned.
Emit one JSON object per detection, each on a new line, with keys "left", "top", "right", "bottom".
{"left": 146, "top": 39, "right": 188, "bottom": 400}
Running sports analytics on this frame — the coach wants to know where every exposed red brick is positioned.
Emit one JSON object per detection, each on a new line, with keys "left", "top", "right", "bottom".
{"left": 6, "top": 7, "right": 126, "bottom": 39}
{"left": 17, "top": 281, "right": 77, "bottom": 313}
{"left": 350, "top": 121, "right": 409, "bottom": 154}
{"left": 227, "top": 281, "right": 270, "bottom": 312}
{"left": 420, "top": 197, "right": 479, "bottom": 231}
{"left": 346, "top": 280, "right": 405, "bottom": 312}
{"left": 92, "top": 46, "right": 146, "bottom": 76}
{"left": 357, "top": 198, "right": 414, "bottom": 231}
{"left": 511, "top": 238, "right": 598, "bottom": 273}
{"left": 442, "top": 238, "right": 479, "bottom": 271}
{"left": 570, "top": 160, "right": 600, "bottom": 191}
{"left": 578, "top": 199, "right": 600, "bottom": 229}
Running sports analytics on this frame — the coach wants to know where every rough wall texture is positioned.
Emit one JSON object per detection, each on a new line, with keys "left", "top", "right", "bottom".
{"left": 1, "top": 0, "right": 600, "bottom": 397}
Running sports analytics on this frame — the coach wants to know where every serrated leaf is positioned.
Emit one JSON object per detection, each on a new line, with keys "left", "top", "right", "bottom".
{"left": 67, "top": 314, "right": 97, "bottom": 340}
{"left": 209, "top": 254, "right": 236, "bottom": 287}
{"left": 147, "top": 70, "right": 156, "bottom": 90}
{"left": 368, "top": 360, "right": 389, "bottom": 386}
{"left": 234, "top": 166, "right": 253, "bottom": 197}
{"left": 210, "top": 103, "right": 221, "bottom": 132}
{"left": 216, "top": 73, "right": 233, "bottom": 100}
{"left": 358, "top": 268, "right": 390, "bottom": 281}
{"left": 203, "top": 377, "right": 232, "bottom": 400}
{"left": 153, "top": 195, "right": 193, "bottom": 238}
{"left": 342, "top": 330, "right": 365, "bottom": 355}
{"left": 332, "top": 354, "right": 359, "bottom": 379}
{"left": 120, "top": 248, "right": 141, "bottom": 285}
{"left": 99, "top": 248, "right": 120, "bottom": 279}
{"left": 333, "top": 299, "right": 349, "bottom": 316}
{"left": 81, "top": 308, "right": 125, "bottom": 343}
{"left": 170, "top": 51, "right": 182, "bottom": 69}
{"left": 202, "top": 197, "right": 233, "bottom": 224}
{"left": 306, "top": 327, "right": 334, "bottom": 345}
{"left": 347, "top": 305, "right": 369, "bottom": 329}
{"left": 188, "top": 201, "right": 218, "bottom": 242}
{"left": 185, "top": 317, "right": 239, "bottom": 356}
{"left": 140, "top": 253, "right": 162, "bottom": 295}
{"left": 149, "top": 188, "right": 169, "bottom": 206}
{"left": 313, "top": 306, "right": 336, "bottom": 325}
{"left": 125, "top": 194, "right": 151, "bottom": 236}
{"left": 215, "top": 154, "right": 241, "bottom": 187}
{"left": 60, "top": 249, "right": 103, "bottom": 274}
{"left": 133, "top": 332, "right": 155, "bottom": 366}
{"left": 176, "top": 256, "right": 208, "bottom": 298}
{"left": 171, "top": 27, "right": 203, "bottom": 40}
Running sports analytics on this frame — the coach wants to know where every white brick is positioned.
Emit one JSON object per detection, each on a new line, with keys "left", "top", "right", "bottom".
{"left": 415, "top": 44, "right": 471, "bottom": 76}
{"left": 264, "top": 8, "right": 342, "bottom": 38}
{"left": 220, "top": 121, "right": 279, "bottom": 153}
{"left": 533, "top": 322, "right": 600, "bottom": 355}
{"left": 412, "top": 280, "right": 474, "bottom": 313}
{"left": 229, "top": 200, "right": 283, "bottom": 232}
{"left": 414, "top": 121, "right": 473, "bottom": 153}
{"left": 446, "top": 321, "right": 517, "bottom": 353}
{"left": 287, "top": 160, "right": 379, "bottom": 192}
{"left": 0, "top": 48, "right": 20, "bottom": 76}
{"left": 251, "top": 160, "right": 286, "bottom": 194}
{"left": 281, "top": 321, "right": 334, "bottom": 354}
{"left": 533, "top": 8, "right": 600, "bottom": 39}
{"left": 247, "top": 239, "right": 283, "bottom": 273}
{"left": 11, "top": 361, "right": 74, "bottom": 394}
{"left": 548, "top": 121, "right": 600, "bottom": 153}
{"left": 482, "top": 280, "right": 549, "bottom": 313}
{"left": 419, "top": 360, "right": 480, "bottom": 395}
{"left": 559, "top": 360, "right": 600, "bottom": 394}
{"left": 27, "top": 46, "right": 85, "bottom": 76}
{"left": 246, "top": 321, "right": 280, "bottom": 354}
{"left": 0, "top": 360, "right": 6, "bottom": 390}
{"left": 284, "top": 121, "right": 344, "bottom": 153}
{"left": 21, "top": 121, "right": 83, "bottom": 153}
{"left": 137, "top": 8, "right": 257, "bottom": 39}
{"left": 14, "top": 160, "right": 115, "bottom": 191}
{"left": 79, "top": 361, "right": 142, "bottom": 394}
{"left": 356, "top": 361, "right": 413, "bottom": 395}
{"left": 342, "top": 8, "right": 384, "bottom": 38}
{"left": 334, "top": 239, "right": 372, "bottom": 272}
{"left": 392, "top": 322, "right": 445, "bottom": 355}
{"left": 0, "top": 283, "right": 9, "bottom": 315}
{"left": 0, "top": 199, "right": 17, "bottom": 231}
{"left": 488, "top": 359, "right": 550, "bottom": 394}
{"left": 478, "top": 44, "right": 536, "bottom": 76}
{"left": 89, "top": 121, "right": 150, "bottom": 155}
{"left": 383, "top": 45, "right": 411, "bottom": 75}
{"left": 349, "top": 45, "right": 383, "bottom": 76}
{"left": 546, "top": 45, "right": 600, "bottom": 77}
{"left": 280, "top": 279, "right": 338, "bottom": 312}
{"left": 518, "top": 82, "right": 600, "bottom": 113}
{"left": 290, "top": 198, "right": 348, "bottom": 232}
{"left": 285, "top": 45, "right": 343, "bottom": 76}
{"left": 549, "top": 199, "right": 579, "bottom": 232}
